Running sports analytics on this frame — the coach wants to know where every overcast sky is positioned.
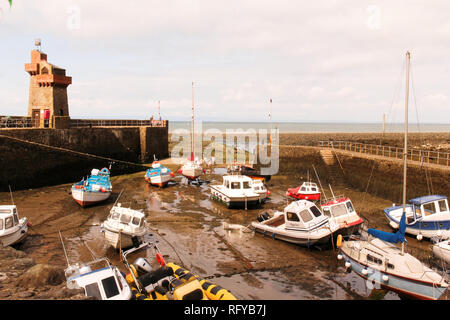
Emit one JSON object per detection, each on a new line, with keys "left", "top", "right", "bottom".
{"left": 1, "top": 0, "right": 449, "bottom": 123}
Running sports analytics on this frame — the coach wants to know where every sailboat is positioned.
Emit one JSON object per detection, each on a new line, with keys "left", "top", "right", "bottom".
{"left": 337, "top": 52, "right": 448, "bottom": 300}
{"left": 178, "top": 82, "right": 204, "bottom": 181}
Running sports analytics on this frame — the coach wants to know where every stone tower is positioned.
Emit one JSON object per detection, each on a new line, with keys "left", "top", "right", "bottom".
{"left": 25, "top": 48, "right": 72, "bottom": 128}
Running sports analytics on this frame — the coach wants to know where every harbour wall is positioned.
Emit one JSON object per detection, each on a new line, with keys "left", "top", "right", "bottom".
{"left": 0, "top": 126, "right": 168, "bottom": 191}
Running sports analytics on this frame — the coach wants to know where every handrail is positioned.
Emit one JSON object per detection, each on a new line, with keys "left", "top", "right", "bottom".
{"left": 318, "top": 140, "right": 450, "bottom": 167}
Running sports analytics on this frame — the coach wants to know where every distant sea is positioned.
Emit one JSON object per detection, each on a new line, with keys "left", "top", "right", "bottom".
{"left": 169, "top": 121, "right": 450, "bottom": 133}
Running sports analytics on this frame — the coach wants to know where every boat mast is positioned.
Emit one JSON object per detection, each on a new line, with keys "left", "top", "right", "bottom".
{"left": 191, "top": 81, "right": 195, "bottom": 161}
{"left": 402, "top": 51, "right": 410, "bottom": 254}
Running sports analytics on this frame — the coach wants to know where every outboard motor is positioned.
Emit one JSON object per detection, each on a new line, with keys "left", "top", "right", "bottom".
{"left": 133, "top": 257, "right": 152, "bottom": 276}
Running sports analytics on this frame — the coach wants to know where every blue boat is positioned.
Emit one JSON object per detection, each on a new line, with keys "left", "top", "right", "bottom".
{"left": 384, "top": 195, "right": 450, "bottom": 240}
{"left": 144, "top": 161, "right": 174, "bottom": 187}
{"left": 71, "top": 168, "right": 112, "bottom": 207}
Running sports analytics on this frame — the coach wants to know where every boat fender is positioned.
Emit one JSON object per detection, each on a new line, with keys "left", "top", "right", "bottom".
{"left": 101, "top": 168, "right": 110, "bottom": 174}
{"left": 336, "top": 234, "right": 343, "bottom": 248}
{"left": 344, "top": 261, "right": 351, "bottom": 269}
{"left": 27, "top": 221, "right": 32, "bottom": 228}
{"left": 156, "top": 253, "right": 166, "bottom": 266}
{"left": 337, "top": 254, "right": 343, "bottom": 260}
{"left": 382, "top": 275, "right": 389, "bottom": 282}
{"left": 200, "top": 279, "right": 237, "bottom": 300}
{"left": 417, "top": 234, "right": 423, "bottom": 241}
{"left": 361, "top": 269, "right": 368, "bottom": 275}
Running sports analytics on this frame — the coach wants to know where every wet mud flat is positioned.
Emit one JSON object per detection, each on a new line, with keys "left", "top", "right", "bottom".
{"left": 1, "top": 165, "right": 448, "bottom": 300}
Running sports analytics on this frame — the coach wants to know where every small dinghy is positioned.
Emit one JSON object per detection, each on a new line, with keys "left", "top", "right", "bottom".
{"left": 286, "top": 182, "right": 321, "bottom": 201}
{"left": 145, "top": 161, "right": 174, "bottom": 187}
{"left": 0, "top": 205, "right": 30, "bottom": 247}
{"left": 60, "top": 232, "right": 132, "bottom": 300}
{"left": 321, "top": 196, "right": 363, "bottom": 236}
{"left": 101, "top": 203, "right": 148, "bottom": 249}
{"left": 251, "top": 200, "right": 340, "bottom": 246}
{"left": 72, "top": 168, "right": 112, "bottom": 207}
{"left": 337, "top": 213, "right": 448, "bottom": 300}
{"left": 432, "top": 239, "right": 450, "bottom": 266}
{"left": 122, "top": 242, "right": 237, "bottom": 300}
{"left": 210, "top": 175, "right": 264, "bottom": 208}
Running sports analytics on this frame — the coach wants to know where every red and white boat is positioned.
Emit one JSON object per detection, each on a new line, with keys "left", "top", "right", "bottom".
{"left": 286, "top": 182, "right": 321, "bottom": 201}
{"left": 321, "top": 196, "right": 363, "bottom": 236}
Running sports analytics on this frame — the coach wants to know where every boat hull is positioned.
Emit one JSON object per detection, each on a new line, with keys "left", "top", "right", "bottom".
{"left": 432, "top": 241, "right": 450, "bottom": 266}
{"left": 286, "top": 191, "right": 321, "bottom": 201}
{"left": 341, "top": 249, "right": 447, "bottom": 300}
{"left": 72, "top": 188, "right": 111, "bottom": 207}
{"left": 0, "top": 218, "right": 28, "bottom": 247}
{"left": 145, "top": 174, "right": 171, "bottom": 187}
{"left": 103, "top": 228, "right": 144, "bottom": 249}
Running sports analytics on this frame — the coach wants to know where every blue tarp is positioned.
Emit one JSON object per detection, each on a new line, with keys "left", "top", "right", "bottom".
{"left": 368, "top": 212, "right": 406, "bottom": 244}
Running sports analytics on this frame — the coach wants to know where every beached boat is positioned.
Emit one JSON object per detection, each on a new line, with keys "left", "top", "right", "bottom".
{"left": 101, "top": 203, "right": 148, "bottom": 249}
{"left": 71, "top": 168, "right": 112, "bottom": 207}
{"left": 251, "top": 179, "right": 270, "bottom": 202}
{"left": 0, "top": 205, "right": 29, "bottom": 247}
{"left": 384, "top": 195, "right": 450, "bottom": 240}
{"left": 210, "top": 175, "right": 264, "bottom": 208}
{"left": 338, "top": 52, "right": 449, "bottom": 301}
{"left": 178, "top": 159, "right": 204, "bottom": 180}
{"left": 432, "top": 239, "right": 450, "bottom": 266}
{"left": 337, "top": 213, "right": 448, "bottom": 300}
{"left": 122, "top": 242, "right": 237, "bottom": 300}
{"left": 286, "top": 182, "right": 321, "bottom": 201}
{"left": 251, "top": 200, "right": 340, "bottom": 246}
{"left": 321, "top": 196, "right": 363, "bottom": 236}
{"left": 61, "top": 233, "right": 132, "bottom": 300}
{"left": 145, "top": 161, "right": 174, "bottom": 187}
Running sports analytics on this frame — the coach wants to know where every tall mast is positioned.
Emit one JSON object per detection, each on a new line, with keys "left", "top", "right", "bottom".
{"left": 269, "top": 98, "right": 273, "bottom": 144}
{"left": 191, "top": 81, "right": 195, "bottom": 161}
{"left": 402, "top": 52, "right": 410, "bottom": 214}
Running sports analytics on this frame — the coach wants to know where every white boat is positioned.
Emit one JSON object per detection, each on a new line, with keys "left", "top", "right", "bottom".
{"left": 432, "top": 239, "right": 450, "bottom": 266}
{"left": 101, "top": 203, "right": 148, "bottom": 249}
{"left": 210, "top": 175, "right": 264, "bottom": 208}
{"left": 286, "top": 181, "right": 321, "bottom": 201}
{"left": 338, "top": 51, "right": 449, "bottom": 301}
{"left": 251, "top": 200, "right": 340, "bottom": 246}
{"left": 60, "top": 232, "right": 132, "bottom": 300}
{"left": 321, "top": 196, "right": 363, "bottom": 236}
{"left": 179, "top": 160, "right": 204, "bottom": 180}
{"left": 71, "top": 168, "right": 112, "bottom": 207}
{"left": 145, "top": 161, "right": 174, "bottom": 187}
{"left": 251, "top": 179, "right": 270, "bottom": 202}
{"left": 0, "top": 205, "right": 29, "bottom": 247}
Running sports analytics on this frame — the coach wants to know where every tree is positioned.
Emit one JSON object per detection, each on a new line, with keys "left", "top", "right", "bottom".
{"left": 8, "top": 0, "right": 12, "bottom": 7}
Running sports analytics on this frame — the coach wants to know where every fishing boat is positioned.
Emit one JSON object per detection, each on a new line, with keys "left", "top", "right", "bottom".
{"left": 122, "top": 242, "right": 237, "bottom": 300}
{"left": 321, "top": 195, "right": 363, "bottom": 236}
{"left": 432, "top": 239, "right": 450, "bottom": 266}
{"left": 145, "top": 161, "right": 174, "bottom": 187}
{"left": 384, "top": 195, "right": 450, "bottom": 240}
{"left": 337, "top": 213, "right": 448, "bottom": 300}
{"left": 72, "top": 168, "right": 112, "bottom": 207}
{"left": 0, "top": 205, "right": 30, "bottom": 247}
{"left": 210, "top": 175, "right": 264, "bottom": 208}
{"left": 60, "top": 232, "right": 132, "bottom": 300}
{"left": 178, "top": 82, "right": 204, "bottom": 181}
{"left": 286, "top": 182, "right": 321, "bottom": 201}
{"left": 101, "top": 203, "right": 148, "bottom": 249}
{"left": 251, "top": 200, "right": 340, "bottom": 247}
{"left": 337, "top": 52, "right": 449, "bottom": 300}
{"left": 382, "top": 51, "right": 450, "bottom": 240}
{"left": 251, "top": 179, "right": 271, "bottom": 203}
{"left": 228, "top": 163, "right": 272, "bottom": 182}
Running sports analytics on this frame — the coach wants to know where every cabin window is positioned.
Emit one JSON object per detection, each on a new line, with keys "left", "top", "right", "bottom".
{"left": 367, "top": 254, "right": 382, "bottom": 265}
{"left": 438, "top": 200, "right": 448, "bottom": 213}
{"left": 5, "top": 217, "right": 13, "bottom": 229}
{"left": 0, "top": 209, "right": 10, "bottom": 213}
{"left": 298, "top": 209, "right": 313, "bottom": 223}
{"left": 13, "top": 213, "right": 19, "bottom": 226}
{"left": 102, "top": 276, "right": 120, "bottom": 299}
{"left": 311, "top": 188, "right": 317, "bottom": 192}
{"left": 286, "top": 212, "right": 300, "bottom": 222}
{"left": 231, "top": 182, "right": 241, "bottom": 189}
{"left": 330, "top": 204, "right": 348, "bottom": 217}
{"left": 85, "top": 282, "right": 103, "bottom": 300}
{"left": 0, "top": 219, "right": 3, "bottom": 230}
{"left": 120, "top": 214, "right": 132, "bottom": 224}
{"left": 243, "top": 181, "right": 251, "bottom": 189}
{"left": 423, "top": 203, "right": 437, "bottom": 216}
{"left": 323, "top": 208, "right": 331, "bottom": 217}
{"left": 346, "top": 201, "right": 354, "bottom": 212}
{"left": 300, "top": 187, "right": 306, "bottom": 192}
{"left": 111, "top": 212, "right": 120, "bottom": 220}
{"left": 387, "top": 263, "right": 395, "bottom": 270}
{"left": 310, "top": 206, "right": 322, "bottom": 218}
{"left": 132, "top": 217, "right": 141, "bottom": 226}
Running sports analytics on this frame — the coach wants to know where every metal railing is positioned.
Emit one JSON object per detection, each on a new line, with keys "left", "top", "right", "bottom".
{"left": 70, "top": 119, "right": 167, "bottom": 128}
{"left": 0, "top": 116, "right": 33, "bottom": 128}
{"left": 319, "top": 140, "right": 450, "bottom": 167}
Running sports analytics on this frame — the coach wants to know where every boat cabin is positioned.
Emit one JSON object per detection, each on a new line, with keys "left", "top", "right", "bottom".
{"left": 322, "top": 197, "right": 355, "bottom": 218}
{"left": 0, "top": 205, "right": 21, "bottom": 235}
{"left": 408, "top": 195, "right": 449, "bottom": 221}
{"left": 107, "top": 204, "right": 146, "bottom": 230}
{"left": 222, "top": 175, "right": 254, "bottom": 191}
{"left": 299, "top": 182, "right": 319, "bottom": 194}
{"left": 65, "top": 258, "right": 131, "bottom": 300}
{"left": 283, "top": 200, "right": 329, "bottom": 230}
